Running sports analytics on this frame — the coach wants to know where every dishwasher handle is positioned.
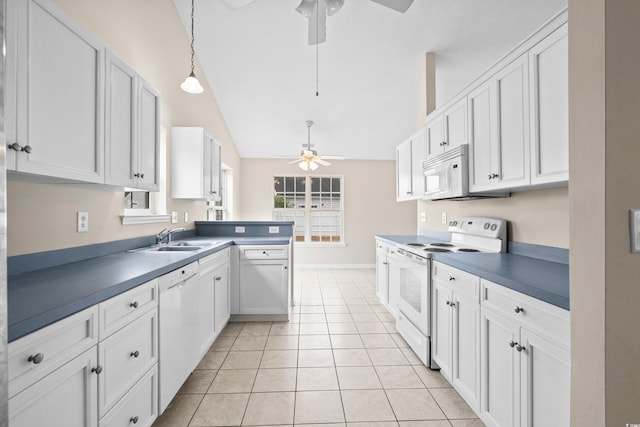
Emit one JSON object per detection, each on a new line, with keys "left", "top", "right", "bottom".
{"left": 166, "top": 272, "right": 198, "bottom": 291}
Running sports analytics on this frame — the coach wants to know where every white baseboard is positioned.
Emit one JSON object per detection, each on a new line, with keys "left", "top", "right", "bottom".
{"left": 295, "top": 264, "right": 375, "bottom": 269}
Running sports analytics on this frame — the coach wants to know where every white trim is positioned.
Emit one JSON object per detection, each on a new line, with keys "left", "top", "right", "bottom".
{"left": 294, "top": 264, "right": 375, "bottom": 269}
{"left": 120, "top": 214, "right": 171, "bottom": 225}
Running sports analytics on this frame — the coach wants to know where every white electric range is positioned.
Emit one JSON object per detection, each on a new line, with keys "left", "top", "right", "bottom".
{"left": 387, "top": 217, "right": 507, "bottom": 369}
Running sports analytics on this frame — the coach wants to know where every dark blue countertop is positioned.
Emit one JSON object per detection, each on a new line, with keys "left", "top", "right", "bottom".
{"left": 8, "top": 236, "right": 291, "bottom": 342}
{"left": 376, "top": 235, "right": 569, "bottom": 311}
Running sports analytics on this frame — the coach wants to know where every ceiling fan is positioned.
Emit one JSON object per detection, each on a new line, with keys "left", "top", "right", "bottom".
{"left": 220, "top": 0, "right": 415, "bottom": 45}
{"left": 289, "top": 120, "right": 344, "bottom": 171}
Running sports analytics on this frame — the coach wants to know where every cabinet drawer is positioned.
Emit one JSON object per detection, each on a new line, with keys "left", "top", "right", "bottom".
{"left": 199, "top": 248, "right": 230, "bottom": 275}
{"left": 396, "top": 311, "right": 428, "bottom": 365}
{"left": 481, "top": 279, "right": 569, "bottom": 344}
{"left": 99, "top": 366, "right": 158, "bottom": 427}
{"left": 99, "top": 279, "right": 158, "bottom": 340}
{"left": 99, "top": 308, "right": 158, "bottom": 417}
{"left": 8, "top": 305, "right": 99, "bottom": 398}
{"left": 432, "top": 262, "right": 479, "bottom": 300}
{"left": 239, "top": 245, "right": 288, "bottom": 260}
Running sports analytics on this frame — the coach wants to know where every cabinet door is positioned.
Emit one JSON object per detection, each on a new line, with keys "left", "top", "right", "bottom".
{"left": 198, "top": 270, "right": 216, "bottom": 357}
{"left": 211, "top": 138, "right": 222, "bottom": 201}
{"left": 214, "top": 263, "right": 231, "bottom": 335}
{"left": 239, "top": 260, "right": 289, "bottom": 315}
{"left": 105, "top": 51, "right": 137, "bottom": 188}
{"left": 431, "top": 281, "right": 452, "bottom": 380}
{"left": 137, "top": 78, "right": 160, "bottom": 191}
{"left": 494, "top": 55, "right": 530, "bottom": 190}
{"left": 14, "top": 0, "right": 105, "bottom": 183}
{"left": 396, "top": 140, "right": 412, "bottom": 201}
{"left": 529, "top": 23, "right": 568, "bottom": 186}
{"left": 9, "top": 347, "right": 98, "bottom": 427}
{"left": 452, "top": 290, "right": 481, "bottom": 412}
{"left": 468, "top": 81, "right": 495, "bottom": 192}
{"left": 443, "top": 97, "right": 468, "bottom": 151}
{"left": 203, "top": 133, "right": 222, "bottom": 201}
{"left": 410, "top": 129, "right": 427, "bottom": 198}
{"left": 519, "top": 329, "right": 570, "bottom": 427}
{"left": 480, "top": 307, "right": 520, "bottom": 427}
{"left": 425, "top": 114, "right": 444, "bottom": 156}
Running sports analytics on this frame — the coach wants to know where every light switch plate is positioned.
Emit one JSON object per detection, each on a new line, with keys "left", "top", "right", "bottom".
{"left": 441, "top": 212, "right": 447, "bottom": 225}
{"left": 630, "top": 210, "right": 640, "bottom": 252}
{"left": 184, "top": 212, "right": 189, "bottom": 223}
{"left": 77, "top": 212, "right": 88, "bottom": 233}
{"left": 171, "top": 212, "right": 178, "bottom": 224}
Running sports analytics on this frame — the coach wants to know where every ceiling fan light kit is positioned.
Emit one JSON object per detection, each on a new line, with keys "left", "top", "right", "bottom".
{"left": 181, "top": 0, "right": 204, "bottom": 94}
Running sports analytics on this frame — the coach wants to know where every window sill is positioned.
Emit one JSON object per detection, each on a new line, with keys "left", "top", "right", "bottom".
{"left": 293, "top": 242, "right": 347, "bottom": 248}
{"left": 120, "top": 214, "right": 172, "bottom": 225}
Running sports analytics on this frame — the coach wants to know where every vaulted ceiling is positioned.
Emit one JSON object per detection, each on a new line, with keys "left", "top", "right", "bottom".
{"left": 173, "top": 0, "right": 567, "bottom": 161}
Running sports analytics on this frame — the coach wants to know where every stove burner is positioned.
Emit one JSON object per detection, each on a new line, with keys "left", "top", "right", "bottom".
{"left": 406, "top": 243, "right": 426, "bottom": 247}
{"left": 424, "top": 248, "right": 452, "bottom": 253}
{"left": 457, "top": 248, "right": 480, "bottom": 252}
{"left": 431, "top": 243, "right": 454, "bottom": 247}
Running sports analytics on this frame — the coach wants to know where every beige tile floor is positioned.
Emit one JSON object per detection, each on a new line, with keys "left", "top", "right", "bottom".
{"left": 153, "top": 268, "right": 485, "bottom": 427}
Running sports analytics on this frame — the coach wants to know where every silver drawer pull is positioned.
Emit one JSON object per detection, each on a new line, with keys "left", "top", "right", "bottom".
{"left": 509, "top": 340, "right": 517, "bottom": 348}
{"left": 130, "top": 301, "right": 139, "bottom": 309}
{"left": 27, "top": 353, "right": 44, "bottom": 364}
{"left": 514, "top": 306, "right": 524, "bottom": 314}
{"left": 215, "top": 276, "right": 222, "bottom": 281}
{"left": 449, "top": 276, "right": 455, "bottom": 281}
{"left": 130, "top": 416, "right": 139, "bottom": 424}
{"left": 130, "top": 350, "right": 140, "bottom": 358}
{"left": 91, "top": 365, "right": 103, "bottom": 375}
{"left": 516, "top": 344, "right": 525, "bottom": 352}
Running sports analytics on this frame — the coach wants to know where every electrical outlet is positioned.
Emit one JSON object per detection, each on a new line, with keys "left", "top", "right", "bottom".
{"left": 441, "top": 212, "right": 447, "bottom": 225}
{"left": 269, "top": 226, "right": 280, "bottom": 234}
{"left": 171, "top": 212, "right": 178, "bottom": 224}
{"left": 184, "top": 212, "right": 189, "bottom": 223}
{"left": 419, "top": 212, "right": 427, "bottom": 223}
{"left": 630, "top": 210, "right": 640, "bottom": 252}
{"left": 77, "top": 212, "right": 88, "bottom": 233}
{"left": 235, "top": 226, "right": 245, "bottom": 233}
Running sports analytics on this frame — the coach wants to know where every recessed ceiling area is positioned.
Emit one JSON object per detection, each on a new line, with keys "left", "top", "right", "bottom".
{"left": 173, "top": 0, "right": 567, "bottom": 161}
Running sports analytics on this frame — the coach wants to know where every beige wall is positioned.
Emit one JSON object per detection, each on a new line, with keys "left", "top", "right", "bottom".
{"left": 417, "top": 187, "right": 569, "bottom": 248}
{"left": 240, "top": 159, "right": 416, "bottom": 266}
{"left": 7, "top": 0, "right": 242, "bottom": 256}
{"left": 570, "top": 0, "right": 640, "bottom": 425}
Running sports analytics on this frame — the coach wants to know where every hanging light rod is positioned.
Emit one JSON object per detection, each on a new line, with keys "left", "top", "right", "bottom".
{"left": 181, "top": 0, "right": 204, "bottom": 94}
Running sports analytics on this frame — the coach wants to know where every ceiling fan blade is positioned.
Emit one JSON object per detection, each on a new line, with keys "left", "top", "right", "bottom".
{"left": 288, "top": 159, "right": 302, "bottom": 164}
{"left": 313, "top": 158, "right": 329, "bottom": 166}
{"left": 321, "top": 155, "right": 345, "bottom": 160}
{"left": 308, "top": 0, "right": 327, "bottom": 45}
{"left": 368, "top": 0, "right": 414, "bottom": 13}
{"left": 220, "top": 0, "right": 256, "bottom": 9}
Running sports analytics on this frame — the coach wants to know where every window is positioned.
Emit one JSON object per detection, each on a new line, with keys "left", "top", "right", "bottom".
{"left": 209, "top": 168, "right": 232, "bottom": 221}
{"left": 273, "top": 175, "right": 343, "bottom": 244}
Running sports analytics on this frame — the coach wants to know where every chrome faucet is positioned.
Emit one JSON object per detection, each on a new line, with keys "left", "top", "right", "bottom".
{"left": 156, "top": 227, "right": 185, "bottom": 245}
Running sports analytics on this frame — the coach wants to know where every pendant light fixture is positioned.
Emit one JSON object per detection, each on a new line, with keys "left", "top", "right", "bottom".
{"left": 180, "top": 0, "right": 204, "bottom": 94}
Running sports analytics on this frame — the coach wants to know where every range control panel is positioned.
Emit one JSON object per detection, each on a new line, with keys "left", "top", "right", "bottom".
{"left": 448, "top": 217, "right": 507, "bottom": 239}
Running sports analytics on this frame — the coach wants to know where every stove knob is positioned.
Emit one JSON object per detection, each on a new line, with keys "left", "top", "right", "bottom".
{"left": 490, "top": 224, "right": 497, "bottom": 231}
{"left": 484, "top": 223, "right": 490, "bottom": 230}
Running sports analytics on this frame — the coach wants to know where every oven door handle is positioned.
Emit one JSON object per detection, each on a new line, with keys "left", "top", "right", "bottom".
{"left": 387, "top": 250, "right": 429, "bottom": 266}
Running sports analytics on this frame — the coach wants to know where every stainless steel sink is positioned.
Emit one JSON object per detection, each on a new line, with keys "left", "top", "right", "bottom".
{"left": 145, "top": 245, "right": 203, "bottom": 252}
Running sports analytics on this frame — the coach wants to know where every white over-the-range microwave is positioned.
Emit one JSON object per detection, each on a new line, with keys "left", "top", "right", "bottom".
{"left": 422, "top": 144, "right": 509, "bottom": 201}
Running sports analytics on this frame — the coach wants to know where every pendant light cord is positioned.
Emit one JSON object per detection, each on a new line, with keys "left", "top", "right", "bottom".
{"left": 315, "top": 0, "right": 319, "bottom": 96}
{"left": 190, "top": 0, "right": 196, "bottom": 74}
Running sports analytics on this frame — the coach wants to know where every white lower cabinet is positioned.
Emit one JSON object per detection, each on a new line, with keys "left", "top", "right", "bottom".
{"left": 375, "top": 239, "right": 392, "bottom": 307}
{"left": 431, "top": 262, "right": 481, "bottom": 412}
{"left": 198, "top": 248, "right": 231, "bottom": 358}
{"left": 479, "top": 279, "right": 570, "bottom": 427}
{"left": 9, "top": 347, "right": 99, "bottom": 427}
{"left": 8, "top": 283, "right": 160, "bottom": 427}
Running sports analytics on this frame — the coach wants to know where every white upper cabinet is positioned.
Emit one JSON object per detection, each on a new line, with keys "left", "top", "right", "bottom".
{"left": 529, "top": 23, "right": 569, "bottom": 186}
{"left": 427, "top": 97, "right": 468, "bottom": 156}
{"left": 396, "top": 127, "right": 426, "bottom": 201}
{"left": 105, "top": 51, "right": 160, "bottom": 191}
{"left": 6, "top": 0, "right": 105, "bottom": 183}
{"left": 172, "top": 127, "right": 222, "bottom": 200}
{"left": 469, "top": 55, "right": 530, "bottom": 193}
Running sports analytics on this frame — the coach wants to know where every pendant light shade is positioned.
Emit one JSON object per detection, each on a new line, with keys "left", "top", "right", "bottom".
{"left": 298, "top": 160, "right": 319, "bottom": 171}
{"left": 295, "top": 0, "right": 316, "bottom": 17}
{"left": 181, "top": 0, "right": 204, "bottom": 94}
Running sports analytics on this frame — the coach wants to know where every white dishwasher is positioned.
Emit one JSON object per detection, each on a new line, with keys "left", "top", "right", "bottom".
{"left": 158, "top": 261, "right": 199, "bottom": 413}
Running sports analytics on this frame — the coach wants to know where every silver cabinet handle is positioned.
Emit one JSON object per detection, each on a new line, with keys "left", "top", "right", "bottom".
{"left": 91, "top": 365, "right": 103, "bottom": 374}
{"left": 514, "top": 306, "right": 524, "bottom": 314}
{"left": 130, "top": 416, "right": 139, "bottom": 424}
{"left": 509, "top": 340, "right": 517, "bottom": 348}
{"left": 8, "top": 142, "right": 32, "bottom": 153}
{"left": 215, "top": 276, "right": 222, "bottom": 281}
{"left": 130, "top": 350, "right": 140, "bottom": 358}
{"left": 516, "top": 344, "right": 525, "bottom": 352}
{"left": 130, "top": 301, "right": 139, "bottom": 309}
{"left": 28, "top": 353, "right": 45, "bottom": 364}
{"left": 449, "top": 276, "right": 455, "bottom": 281}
